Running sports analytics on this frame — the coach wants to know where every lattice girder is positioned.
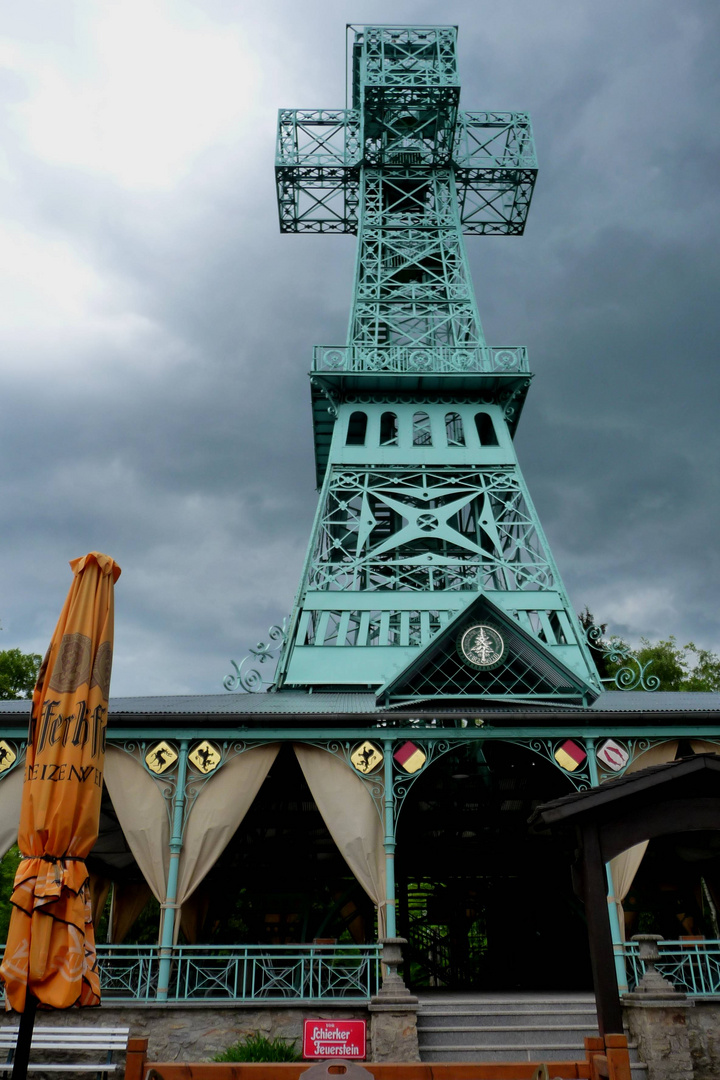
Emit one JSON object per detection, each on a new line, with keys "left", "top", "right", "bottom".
{"left": 307, "top": 465, "right": 554, "bottom": 594}
{"left": 356, "top": 26, "right": 460, "bottom": 91}
{"left": 272, "top": 24, "right": 597, "bottom": 701}
{"left": 275, "top": 109, "right": 537, "bottom": 234}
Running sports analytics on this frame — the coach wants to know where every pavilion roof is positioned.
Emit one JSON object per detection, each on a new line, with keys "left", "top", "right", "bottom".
{"left": 530, "top": 752, "right": 720, "bottom": 829}
{"left": 0, "top": 689, "right": 719, "bottom": 721}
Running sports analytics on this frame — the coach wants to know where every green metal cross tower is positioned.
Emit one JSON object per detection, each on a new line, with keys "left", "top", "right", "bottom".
{"left": 273, "top": 24, "right": 601, "bottom": 705}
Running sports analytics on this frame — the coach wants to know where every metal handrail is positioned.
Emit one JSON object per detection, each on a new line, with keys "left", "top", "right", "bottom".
{"left": 312, "top": 344, "right": 529, "bottom": 375}
{"left": 92, "top": 942, "right": 381, "bottom": 1003}
{"left": 622, "top": 939, "right": 720, "bottom": 997}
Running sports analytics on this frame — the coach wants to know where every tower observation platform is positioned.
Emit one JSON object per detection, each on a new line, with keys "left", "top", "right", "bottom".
{"left": 273, "top": 25, "right": 601, "bottom": 706}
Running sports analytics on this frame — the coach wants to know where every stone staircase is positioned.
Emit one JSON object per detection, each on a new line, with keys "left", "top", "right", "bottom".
{"left": 416, "top": 992, "right": 647, "bottom": 1076}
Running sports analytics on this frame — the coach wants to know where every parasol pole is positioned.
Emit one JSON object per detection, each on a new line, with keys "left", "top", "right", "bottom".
{"left": 11, "top": 991, "right": 38, "bottom": 1080}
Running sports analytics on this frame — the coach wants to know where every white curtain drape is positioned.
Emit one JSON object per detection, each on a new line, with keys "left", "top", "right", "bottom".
{"left": 294, "top": 744, "right": 387, "bottom": 938}
{"left": 690, "top": 740, "right": 720, "bottom": 756}
{"left": 0, "top": 765, "right": 24, "bottom": 858}
{"left": 174, "top": 744, "right": 279, "bottom": 941}
{"left": 104, "top": 747, "right": 170, "bottom": 904}
{"left": 88, "top": 872, "right": 112, "bottom": 930}
{"left": 112, "top": 880, "right": 153, "bottom": 944}
{"left": 104, "top": 745, "right": 280, "bottom": 943}
{"left": 609, "top": 740, "right": 679, "bottom": 937}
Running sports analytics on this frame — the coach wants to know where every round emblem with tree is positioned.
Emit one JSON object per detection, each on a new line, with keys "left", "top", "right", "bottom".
{"left": 457, "top": 624, "right": 506, "bottom": 670}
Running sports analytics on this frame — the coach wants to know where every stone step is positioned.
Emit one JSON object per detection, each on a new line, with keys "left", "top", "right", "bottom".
{"left": 419, "top": 1025, "right": 599, "bottom": 1048}
{"left": 420, "top": 1046, "right": 594, "bottom": 1063}
{"left": 421, "top": 1047, "right": 648, "bottom": 1070}
{"left": 418, "top": 1009, "right": 599, "bottom": 1026}
{"left": 412, "top": 992, "right": 650, "bottom": 1072}
{"left": 418, "top": 997, "right": 597, "bottom": 1014}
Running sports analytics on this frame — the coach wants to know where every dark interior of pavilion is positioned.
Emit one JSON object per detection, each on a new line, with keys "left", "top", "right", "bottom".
{"left": 2, "top": 741, "right": 716, "bottom": 994}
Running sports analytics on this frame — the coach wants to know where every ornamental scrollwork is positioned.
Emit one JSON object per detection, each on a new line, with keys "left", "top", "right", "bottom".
{"left": 391, "top": 738, "right": 466, "bottom": 824}
{"left": 110, "top": 739, "right": 265, "bottom": 838}
{"left": 584, "top": 623, "right": 660, "bottom": 692}
{"left": 309, "top": 377, "right": 339, "bottom": 419}
{"left": 224, "top": 621, "right": 288, "bottom": 694}
{"left": 299, "top": 739, "right": 385, "bottom": 824}
{"left": 518, "top": 737, "right": 592, "bottom": 792}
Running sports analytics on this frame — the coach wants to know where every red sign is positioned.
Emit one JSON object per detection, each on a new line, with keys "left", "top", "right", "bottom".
{"left": 303, "top": 1019, "right": 366, "bottom": 1059}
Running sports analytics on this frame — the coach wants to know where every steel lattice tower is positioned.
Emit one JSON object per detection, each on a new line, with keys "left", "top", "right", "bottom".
{"left": 273, "top": 25, "right": 600, "bottom": 705}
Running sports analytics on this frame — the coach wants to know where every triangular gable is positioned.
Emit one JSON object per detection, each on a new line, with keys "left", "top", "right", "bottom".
{"left": 376, "top": 594, "right": 598, "bottom": 706}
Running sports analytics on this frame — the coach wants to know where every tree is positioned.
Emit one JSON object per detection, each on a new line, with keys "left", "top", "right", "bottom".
{"left": 579, "top": 611, "right": 720, "bottom": 692}
{"left": 0, "top": 845, "right": 20, "bottom": 941}
{"left": 627, "top": 638, "right": 720, "bottom": 692}
{"left": 0, "top": 648, "right": 42, "bottom": 699}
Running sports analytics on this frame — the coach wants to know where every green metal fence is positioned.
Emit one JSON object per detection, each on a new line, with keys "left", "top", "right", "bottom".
{"left": 93, "top": 943, "right": 380, "bottom": 1003}
{"left": 623, "top": 939, "right": 720, "bottom": 996}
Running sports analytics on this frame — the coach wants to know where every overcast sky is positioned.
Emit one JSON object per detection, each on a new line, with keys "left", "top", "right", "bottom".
{"left": 0, "top": 0, "right": 718, "bottom": 696}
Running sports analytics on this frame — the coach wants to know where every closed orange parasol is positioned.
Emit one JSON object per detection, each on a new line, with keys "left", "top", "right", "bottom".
{"left": 1, "top": 552, "right": 120, "bottom": 1022}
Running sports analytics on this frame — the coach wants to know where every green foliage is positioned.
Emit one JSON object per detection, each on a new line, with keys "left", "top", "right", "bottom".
{"left": 605, "top": 635, "right": 720, "bottom": 692}
{"left": 212, "top": 1033, "right": 301, "bottom": 1063}
{"left": 0, "top": 845, "right": 21, "bottom": 941}
{"left": 0, "top": 648, "right": 42, "bottom": 699}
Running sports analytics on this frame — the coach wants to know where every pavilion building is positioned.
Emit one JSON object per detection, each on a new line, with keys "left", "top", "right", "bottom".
{"left": 1, "top": 22, "right": 719, "bottom": 1063}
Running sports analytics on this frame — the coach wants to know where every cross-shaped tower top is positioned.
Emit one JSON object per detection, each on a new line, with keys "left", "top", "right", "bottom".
{"left": 277, "top": 24, "right": 537, "bottom": 237}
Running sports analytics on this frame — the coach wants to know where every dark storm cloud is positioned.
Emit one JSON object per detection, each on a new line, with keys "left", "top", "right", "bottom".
{"left": 0, "top": 0, "right": 718, "bottom": 693}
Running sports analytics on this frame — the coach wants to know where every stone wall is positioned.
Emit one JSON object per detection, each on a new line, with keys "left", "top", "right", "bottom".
{"left": 623, "top": 998, "right": 720, "bottom": 1080}
{"left": 687, "top": 1000, "right": 720, "bottom": 1080}
{"left": 0, "top": 1002, "right": 373, "bottom": 1076}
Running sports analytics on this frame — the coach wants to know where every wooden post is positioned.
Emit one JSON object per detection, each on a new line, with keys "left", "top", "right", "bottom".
{"left": 581, "top": 823, "right": 624, "bottom": 1037}
{"left": 604, "top": 1033, "right": 632, "bottom": 1080}
{"left": 124, "top": 1036, "right": 149, "bottom": 1080}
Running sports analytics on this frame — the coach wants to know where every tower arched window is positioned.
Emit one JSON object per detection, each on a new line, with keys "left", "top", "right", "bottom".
{"left": 412, "top": 411, "right": 433, "bottom": 447}
{"left": 445, "top": 412, "right": 465, "bottom": 447}
{"left": 380, "top": 411, "right": 399, "bottom": 447}
{"left": 346, "top": 411, "right": 367, "bottom": 446}
{"left": 475, "top": 411, "right": 498, "bottom": 446}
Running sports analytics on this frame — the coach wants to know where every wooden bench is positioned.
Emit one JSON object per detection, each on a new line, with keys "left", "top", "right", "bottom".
{"left": 0, "top": 1025, "right": 130, "bottom": 1076}
{"left": 124, "top": 1033, "right": 632, "bottom": 1080}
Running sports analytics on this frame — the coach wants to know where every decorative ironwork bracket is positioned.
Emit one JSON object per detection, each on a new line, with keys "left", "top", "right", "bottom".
{"left": 390, "top": 737, "right": 466, "bottom": 825}
{"left": 224, "top": 621, "right": 288, "bottom": 693}
{"left": 310, "top": 377, "right": 339, "bottom": 419}
{"left": 585, "top": 623, "right": 660, "bottom": 691}
{"left": 112, "top": 739, "right": 273, "bottom": 839}
{"left": 299, "top": 736, "right": 468, "bottom": 828}
{"left": 499, "top": 378, "right": 531, "bottom": 422}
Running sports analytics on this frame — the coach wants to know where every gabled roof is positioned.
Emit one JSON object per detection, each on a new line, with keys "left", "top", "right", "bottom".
{"left": 375, "top": 592, "right": 598, "bottom": 705}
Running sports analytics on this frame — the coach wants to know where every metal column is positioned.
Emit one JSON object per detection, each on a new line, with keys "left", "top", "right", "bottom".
{"left": 156, "top": 739, "right": 188, "bottom": 1001}
{"left": 586, "top": 737, "right": 628, "bottom": 994}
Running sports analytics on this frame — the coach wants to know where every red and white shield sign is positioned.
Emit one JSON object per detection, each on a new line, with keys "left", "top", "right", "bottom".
{"left": 597, "top": 738, "right": 629, "bottom": 772}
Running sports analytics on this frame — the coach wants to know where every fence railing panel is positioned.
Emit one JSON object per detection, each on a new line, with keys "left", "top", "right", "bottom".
{"left": 622, "top": 939, "right": 720, "bottom": 996}
{"left": 91, "top": 943, "right": 380, "bottom": 1003}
